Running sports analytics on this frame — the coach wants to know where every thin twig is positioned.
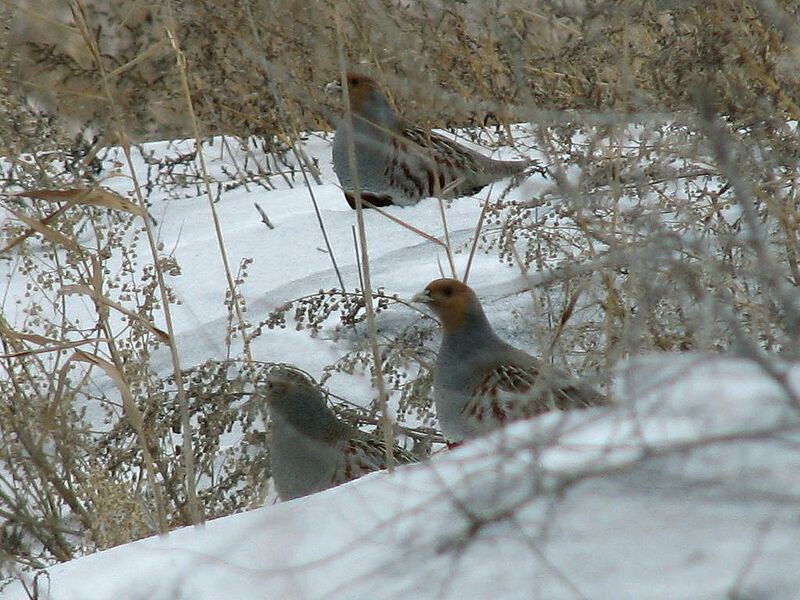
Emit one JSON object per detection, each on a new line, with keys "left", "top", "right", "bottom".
{"left": 336, "top": 12, "right": 394, "bottom": 471}
{"left": 463, "top": 186, "right": 494, "bottom": 283}
{"left": 436, "top": 196, "right": 457, "bottom": 278}
{"left": 71, "top": 0, "right": 177, "bottom": 530}
{"left": 254, "top": 202, "right": 275, "bottom": 230}
{"left": 287, "top": 144, "right": 346, "bottom": 291}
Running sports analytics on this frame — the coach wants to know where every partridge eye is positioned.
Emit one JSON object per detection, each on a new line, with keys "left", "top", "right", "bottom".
{"left": 443, "top": 286, "right": 453, "bottom": 297}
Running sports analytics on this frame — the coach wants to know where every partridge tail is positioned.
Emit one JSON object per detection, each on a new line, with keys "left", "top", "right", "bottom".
{"left": 481, "top": 156, "right": 545, "bottom": 181}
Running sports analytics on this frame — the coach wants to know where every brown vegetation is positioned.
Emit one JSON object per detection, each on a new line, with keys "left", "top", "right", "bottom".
{"left": 1, "top": 0, "right": 799, "bottom": 584}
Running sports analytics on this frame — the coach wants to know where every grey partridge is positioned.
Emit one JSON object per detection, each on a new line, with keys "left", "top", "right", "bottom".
{"left": 265, "top": 365, "right": 416, "bottom": 500}
{"left": 332, "top": 73, "right": 539, "bottom": 208}
{"left": 412, "top": 279, "right": 607, "bottom": 443}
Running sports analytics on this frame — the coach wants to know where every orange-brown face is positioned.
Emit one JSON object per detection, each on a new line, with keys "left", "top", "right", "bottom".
{"left": 413, "top": 278, "right": 476, "bottom": 333}
{"left": 344, "top": 73, "right": 378, "bottom": 114}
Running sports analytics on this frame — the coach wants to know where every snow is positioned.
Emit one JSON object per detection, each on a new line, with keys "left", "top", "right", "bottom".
{"left": 3, "top": 133, "right": 800, "bottom": 599}
{"left": 7, "top": 355, "right": 800, "bottom": 600}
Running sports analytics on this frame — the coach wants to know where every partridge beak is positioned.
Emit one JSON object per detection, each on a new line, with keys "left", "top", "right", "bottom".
{"left": 410, "top": 289, "right": 432, "bottom": 304}
{"left": 324, "top": 81, "right": 343, "bottom": 96}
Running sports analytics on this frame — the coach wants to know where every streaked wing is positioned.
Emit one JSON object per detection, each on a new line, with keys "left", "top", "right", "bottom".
{"left": 334, "top": 436, "right": 418, "bottom": 486}
{"left": 464, "top": 362, "right": 603, "bottom": 425}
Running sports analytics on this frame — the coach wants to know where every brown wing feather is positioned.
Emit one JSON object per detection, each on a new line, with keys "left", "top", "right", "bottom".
{"left": 400, "top": 127, "right": 535, "bottom": 198}
{"left": 332, "top": 435, "right": 418, "bottom": 487}
{"left": 463, "top": 362, "right": 605, "bottom": 426}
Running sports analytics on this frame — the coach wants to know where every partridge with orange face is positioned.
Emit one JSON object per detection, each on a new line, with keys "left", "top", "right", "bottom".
{"left": 332, "top": 73, "right": 538, "bottom": 208}
{"left": 412, "top": 279, "right": 606, "bottom": 443}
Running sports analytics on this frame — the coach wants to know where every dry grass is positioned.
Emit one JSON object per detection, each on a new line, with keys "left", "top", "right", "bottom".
{"left": 1, "top": 0, "right": 799, "bottom": 583}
